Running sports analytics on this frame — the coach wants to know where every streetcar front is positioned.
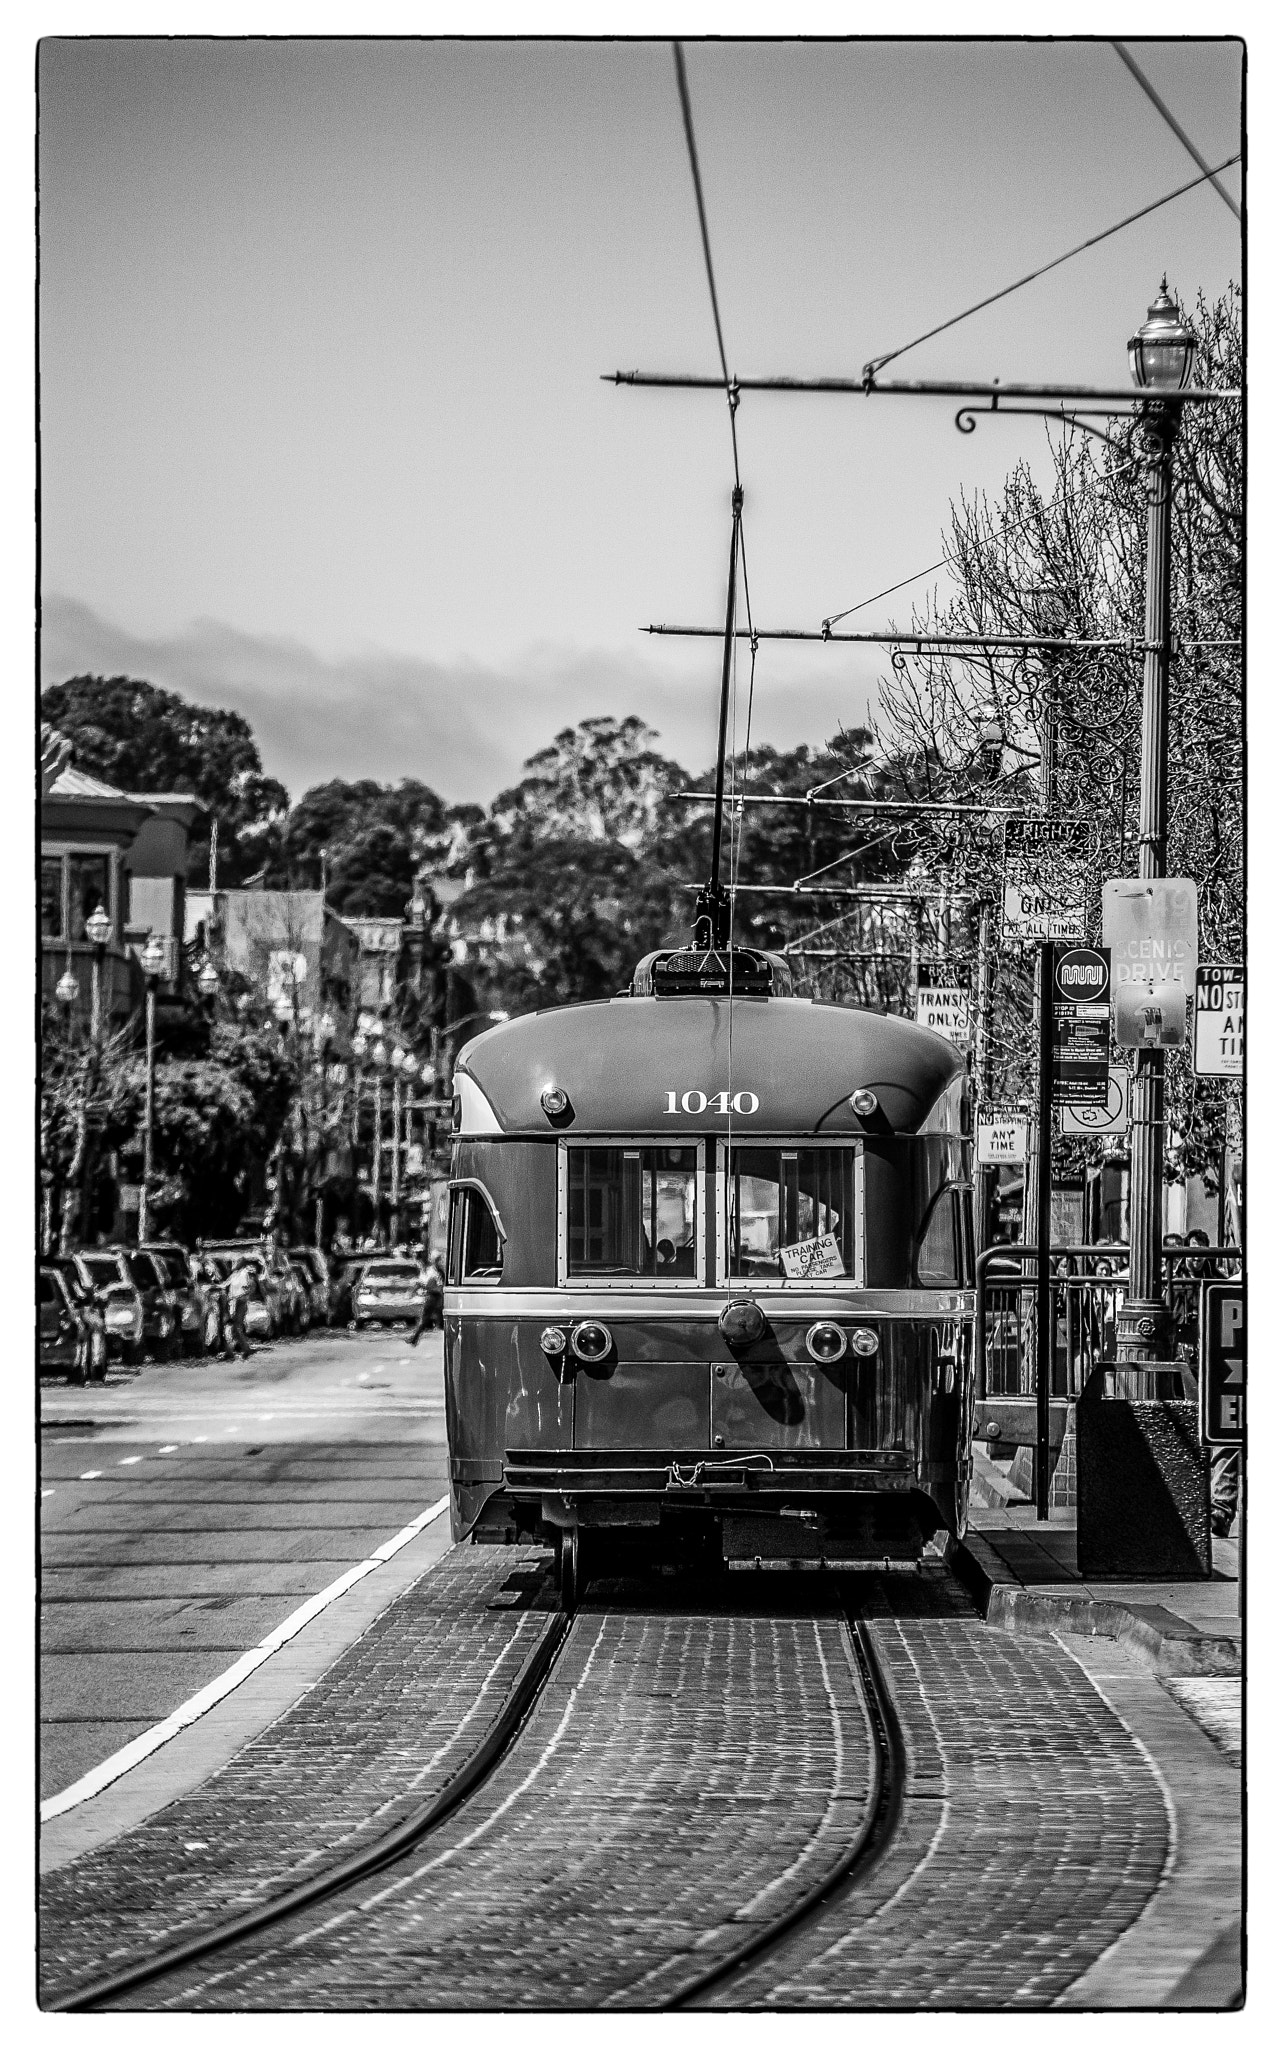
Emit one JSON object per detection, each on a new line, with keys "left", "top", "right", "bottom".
{"left": 443, "top": 945, "right": 974, "bottom": 1587}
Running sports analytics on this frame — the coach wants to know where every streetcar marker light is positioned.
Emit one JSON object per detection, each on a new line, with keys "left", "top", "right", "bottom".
{"left": 849, "top": 1089, "right": 879, "bottom": 1117}
{"left": 540, "top": 1326, "right": 568, "bottom": 1356}
{"left": 806, "top": 1321, "right": 847, "bottom": 1364}
{"left": 569, "top": 1319, "right": 612, "bottom": 1363}
{"left": 540, "top": 1085, "right": 569, "bottom": 1118}
{"left": 719, "top": 1298, "right": 765, "bottom": 1347}
{"left": 851, "top": 1328, "right": 880, "bottom": 1358}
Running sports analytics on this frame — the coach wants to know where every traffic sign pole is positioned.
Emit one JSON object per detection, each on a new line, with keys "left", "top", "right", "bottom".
{"left": 1035, "top": 940, "right": 1053, "bottom": 1520}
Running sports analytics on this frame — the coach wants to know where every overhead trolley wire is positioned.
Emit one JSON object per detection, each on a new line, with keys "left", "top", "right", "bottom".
{"left": 1111, "top": 43, "right": 1242, "bottom": 221}
{"left": 861, "top": 149, "right": 1241, "bottom": 383}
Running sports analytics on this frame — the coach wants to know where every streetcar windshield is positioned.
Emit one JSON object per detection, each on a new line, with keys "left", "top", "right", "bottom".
{"left": 726, "top": 1147, "right": 861, "bottom": 1282}
{"left": 566, "top": 1146, "right": 699, "bottom": 1280}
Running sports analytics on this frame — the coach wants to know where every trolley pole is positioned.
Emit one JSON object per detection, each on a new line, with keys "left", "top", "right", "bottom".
{"left": 1035, "top": 940, "right": 1054, "bottom": 1520}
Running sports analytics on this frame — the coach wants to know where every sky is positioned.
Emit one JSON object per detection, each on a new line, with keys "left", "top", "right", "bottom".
{"left": 37, "top": 34, "right": 1243, "bottom": 805}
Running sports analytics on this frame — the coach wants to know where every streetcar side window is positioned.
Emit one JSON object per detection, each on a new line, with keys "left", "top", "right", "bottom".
{"left": 565, "top": 1146, "right": 699, "bottom": 1280}
{"left": 726, "top": 1147, "right": 861, "bottom": 1282}
{"left": 448, "top": 1186, "right": 504, "bottom": 1284}
{"left": 915, "top": 1185, "right": 972, "bottom": 1287}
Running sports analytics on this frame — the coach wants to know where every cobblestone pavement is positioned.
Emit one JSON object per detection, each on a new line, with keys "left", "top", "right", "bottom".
{"left": 104, "top": 1578, "right": 877, "bottom": 2010}
{"left": 40, "top": 1546, "right": 553, "bottom": 2005}
{"left": 45, "top": 1561, "right": 1179, "bottom": 2013}
{"left": 707, "top": 1570, "right": 1172, "bottom": 2008}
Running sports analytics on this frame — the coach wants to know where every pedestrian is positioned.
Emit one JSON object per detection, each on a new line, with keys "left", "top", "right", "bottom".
{"left": 1211, "top": 1448, "right": 1240, "bottom": 1538}
{"left": 226, "top": 1257, "right": 259, "bottom": 1358}
{"left": 406, "top": 1251, "right": 443, "bottom": 1347}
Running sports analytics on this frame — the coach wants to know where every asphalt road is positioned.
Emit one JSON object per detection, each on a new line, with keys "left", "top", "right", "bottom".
{"left": 39, "top": 1324, "right": 448, "bottom": 1802}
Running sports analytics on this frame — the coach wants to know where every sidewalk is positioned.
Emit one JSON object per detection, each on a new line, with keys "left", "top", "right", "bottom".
{"left": 955, "top": 1500, "right": 1241, "bottom": 1677}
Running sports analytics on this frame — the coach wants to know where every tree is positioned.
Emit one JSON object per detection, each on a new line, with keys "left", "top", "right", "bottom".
{"left": 269, "top": 777, "right": 447, "bottom": 915}
{"left": 40, "top": 676, "right": 289, "bottom": 886}
{"left": 871, "top": 282, "right": 1242, "bottom": 1188}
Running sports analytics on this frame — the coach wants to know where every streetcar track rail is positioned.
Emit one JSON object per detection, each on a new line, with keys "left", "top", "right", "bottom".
{"left": 662, "top": 1605, "right": 906, "bottom": 2010}
{"left": 50, "top": 1604, "right": 573, "bottom": 2013}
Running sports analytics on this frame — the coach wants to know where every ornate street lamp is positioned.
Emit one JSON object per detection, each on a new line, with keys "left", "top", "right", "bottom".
{"left": 85, "top": 902, "right": 112, "bottom": 1047}
{"left": 1117, "top": 281, "right": 1199, "bottom": 1369}
{"left": 197, "top": 956, "right": 220, "bottom": 998}
{"left": 55, "top": 961, "right": 78, "bottom": 1010}
{"left": 138, "top": 932, "right": 167, "bottom": 1242}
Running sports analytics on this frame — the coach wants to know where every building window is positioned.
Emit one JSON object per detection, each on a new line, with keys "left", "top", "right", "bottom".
{"left": 67, "top": 855, "right": 111, "bottom": 941}
{"left": 41, "top": 857, "right": 64, "bottom": 940}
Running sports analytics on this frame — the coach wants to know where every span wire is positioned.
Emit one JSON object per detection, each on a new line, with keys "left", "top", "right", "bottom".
{"left": 1111, "top": 43, "right": 1241, "bottom": 220}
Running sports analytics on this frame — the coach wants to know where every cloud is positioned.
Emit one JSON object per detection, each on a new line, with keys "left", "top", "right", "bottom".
{"left": 40, "top": 594, "right": 879, "bottom": 805}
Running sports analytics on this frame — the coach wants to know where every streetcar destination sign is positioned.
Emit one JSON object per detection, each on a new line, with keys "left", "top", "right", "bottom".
{"left": 1194, "top": 964, "right": 1243, "bottom": 1078}
{"left": 1201, "top": 1282, "right": 1244, "bottom": 1446}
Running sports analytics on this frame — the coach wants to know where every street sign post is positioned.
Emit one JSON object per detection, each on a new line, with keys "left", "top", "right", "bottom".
{"left": 1102, "top": 877, "right": 1198, "bottom": 1047}
{"left": 1060, "top": 1064, "right": 1129, "bottom": 1136}
{"left": 1050, "top": 944, "right": 1111, "bottom": 1108}
{"left": 1194, "top": 963, "right": 1244, "bottom": 1077}
{"left": 1201, "top": 1282, "right": 1244, "bottom": 1446}
{"left": 915, "top": 962, "right": 970, "bottom": 1047}
{"left": 1001, "top": 819, "right": 1086, "bottom": 941}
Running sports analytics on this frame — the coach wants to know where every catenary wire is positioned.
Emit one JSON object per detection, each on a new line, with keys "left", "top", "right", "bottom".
{"left": 1110, "top": 43, "right": 1241, "bottom": 220}
{"left": 862, "top": 149, "right": 1240, "bottom": 382}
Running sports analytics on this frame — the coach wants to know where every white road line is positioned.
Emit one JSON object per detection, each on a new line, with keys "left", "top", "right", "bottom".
{"left": 41, "top": 1490, "right": 54, "bottom": 1499}
{"left": 79, "top": 1471, "right": 102, "bottom": 1481}
{"left": 118, "top": 1456, "right": 142, "bottom": 1466}
{"left": 40, "top": 1493, "right": 451, "bottom": 1823}
{"left": 158, "top": 1445, "right": 178, "bottom": 1455}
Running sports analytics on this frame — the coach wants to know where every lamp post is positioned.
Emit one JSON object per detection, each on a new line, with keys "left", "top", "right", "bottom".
{"left": 1117, "top": 280, "right": 1198, "bottom": 1367}
{"left": 138, "top": 932, "right": 167, "bottom": 1243}
{"left": 314, "top": 1010, "right": 336, "bottom": 1249}
{"left": 371, "top": 1037, "right": 387, "bottom": 1239}
{"left": 85, "top": 902, "right": 111, "bottom": 1046}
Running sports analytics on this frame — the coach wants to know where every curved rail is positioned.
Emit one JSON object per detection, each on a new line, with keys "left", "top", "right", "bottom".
{"left": 53, "top": 1606, "right": 573, "bottom": 2013}
{"left": 663, "top": 1609, "right": 905, "bottom": 2009}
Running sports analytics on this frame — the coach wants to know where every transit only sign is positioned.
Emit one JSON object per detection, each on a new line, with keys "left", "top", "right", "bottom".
{"left": 1102, "top": 877, "right": 1198, "bottom": 1047}
{"left": 1201, "top": 1282, "right": 1244, "bottom": 1446}
{"left": 915, "top": 963, "right": 970, "bottom": 1048}
{"left": 1194, "top": 964, "right": 1243, "bottom": 1078}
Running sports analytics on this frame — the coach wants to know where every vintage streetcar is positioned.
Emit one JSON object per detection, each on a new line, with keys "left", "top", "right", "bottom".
{"left": 443, "top": 942, "right": 975, "bottom": 1605}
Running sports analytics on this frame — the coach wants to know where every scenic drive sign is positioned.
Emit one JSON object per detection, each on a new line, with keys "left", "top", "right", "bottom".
{"left": 1102, "top": 877, "right": 1198, "bottom": 1047}
{"left": 1001, "top": 819, "right": 1086, "bottom": 942}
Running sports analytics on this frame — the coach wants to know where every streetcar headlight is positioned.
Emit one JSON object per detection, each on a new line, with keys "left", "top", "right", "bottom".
{"left": 569, "top": 1319, "right": 612, "bottom": 1364}
{"left": 540, "top": 1326, "right": 568, "bottom": 1357}
{"left": 805, "top": 1321, "right": 847, "bottom": 1364}
{"left": 850, "top": 1327, "right": 880, "bottom": 1358}
{"left": 718, "top": 1297, "right": 765, "bottom": 1348}
{"left": 540, "top": 1085, "right": 569, "bottom": 1118}
{"left": 849, "top": 1088, "right": 879, "bottom": 1117}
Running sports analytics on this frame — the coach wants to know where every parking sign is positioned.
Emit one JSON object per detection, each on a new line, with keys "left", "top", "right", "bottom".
{"left": 1201, "top": 1282, "right": 1244, "bottom": 1446}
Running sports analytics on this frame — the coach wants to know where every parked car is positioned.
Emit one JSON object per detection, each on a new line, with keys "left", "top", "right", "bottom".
{"left": 70, "top": 1249, "right": 145, "bottom": 1363}
{"left": 141, "top": 1241, "right": 207, "bottom": 1357}
{"left": 123, "top": 1249, "right": 181, "bottom": 1359}
{"left": 39, "top": 1263, "right": 105, "bottom": 1383}
{"left": 351, "top": 1256, "right": 428, "bottom": 1328}
{"left": 288, "top": 1250, "right": 330, "bottom": 1328}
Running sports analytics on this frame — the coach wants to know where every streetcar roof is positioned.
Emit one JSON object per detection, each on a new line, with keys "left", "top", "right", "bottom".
{"left": 454, "top": 996, "right": 964, "bottom": 1138}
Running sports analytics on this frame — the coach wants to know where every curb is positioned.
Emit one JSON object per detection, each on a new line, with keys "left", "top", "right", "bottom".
{"left": 949, "top": 1530, "right": 1241, "bottom": 1677}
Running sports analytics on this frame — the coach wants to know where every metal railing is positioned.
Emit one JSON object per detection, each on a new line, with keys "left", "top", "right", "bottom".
{"left": 976, "top": 1242, "right": 1242, "bottom": 1402}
